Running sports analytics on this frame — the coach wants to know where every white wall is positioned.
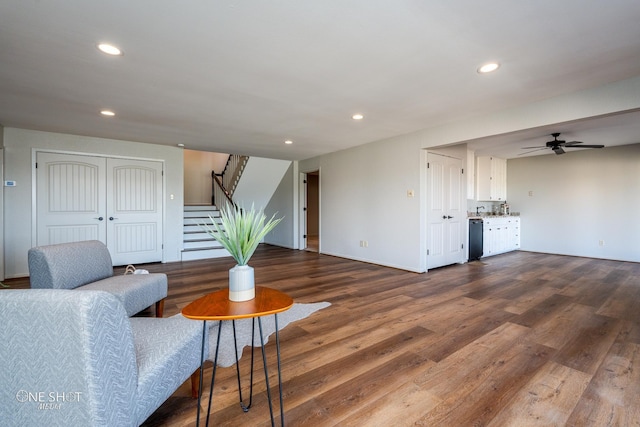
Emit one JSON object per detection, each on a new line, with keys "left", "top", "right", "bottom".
{"left": 508, "top": 144, "right": 640, "bottom": 262}
{"left": 301, "top": 133, "right": 424, "bottom": 272}
{"left": 183, "top": 149, "right": 227, "bottom": 205}
{"left": 264, "top": 162, "right": 296, "bottom": 249}
{"left": 233, "top": 157, "right": 291, "bottom": 210}
{"left": 299, "top": 75, "right": 640, "bottom": 272}
{"left": 3, "top": 128, "right": 184, "bottom": 278}
{"left": 5, "top": 76, "right": 640, "bottom": 276}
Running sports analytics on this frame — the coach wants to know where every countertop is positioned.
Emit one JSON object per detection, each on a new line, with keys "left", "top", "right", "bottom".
{"left": 468, "top": 213, "right": 520, "bottom": 220}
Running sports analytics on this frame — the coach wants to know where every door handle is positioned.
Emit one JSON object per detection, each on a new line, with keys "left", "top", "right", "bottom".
{"left": 447, "top": 216, "right": 453, "bottom": 219}
{"left": 442, "top": 215, "right": 447, "bottom": 219}
{"left": 109, "top": 216, "right": 118, "bottom": 221}
{"left": 94, "top": 216, "right": 104, "bottom": 221}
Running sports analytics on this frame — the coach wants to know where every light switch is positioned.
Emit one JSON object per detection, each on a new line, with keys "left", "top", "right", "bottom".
{"left": 407, "top": 190, "right": 415, "bottom": 198}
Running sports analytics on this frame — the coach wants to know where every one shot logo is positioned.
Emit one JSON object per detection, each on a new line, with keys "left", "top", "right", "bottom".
{"left": 15, "top": 390, "right": 82, "bottom": 410}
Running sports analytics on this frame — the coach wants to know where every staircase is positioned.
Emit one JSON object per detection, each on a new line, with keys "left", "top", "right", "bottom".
{"left": 181, "top": 205, "right": 231, "bottom": 261}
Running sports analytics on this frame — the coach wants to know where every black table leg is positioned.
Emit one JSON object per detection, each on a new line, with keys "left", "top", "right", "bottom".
{"left": 257, "top": 317, "right": 275, "bottom": 426}
{"left": 233, "top": 318, "right": 256, "bottom": 412}
{"left": 275, "top": 313, "right": 285, "bottom": 426}
{"left": 200, "top": 316, "right": 285, "bottom": 426}
{"left": 204, "top": 320, "right": 223, "bottom": 427}
{"left": 196, "top": 320, "right": 207, "bottom": 427}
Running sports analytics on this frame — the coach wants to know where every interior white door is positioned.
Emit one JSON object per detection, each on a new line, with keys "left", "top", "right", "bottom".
{"left": 426, "top": 152, "right": 464, "bottom": 269}
{"left": 36, "top": 152, "right": 163, "bottom": 265}
{"left": 36, "top": 152, "right": 107, "bottom": 245}
{"left": 106, "top": 158, "right": 163, "bottom": 265}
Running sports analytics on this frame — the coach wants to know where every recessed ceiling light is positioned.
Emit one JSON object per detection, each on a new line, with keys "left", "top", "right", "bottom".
{"left": 100, "top": 110, "right": 115, "bottom": 116}
{"left": 177, "top": 143, "right": 185, "bottom": 148}
{"left": 97, "top": 43, "right": 123, "bottom": 56}
{"left": 284, "top": 140, "right": 293, "bottom": 145}
{"left": 477, "top": 62, "right": 500, "bottom": 74}
{"left": 352, "top": 114, "right": 364, "bottom": 120}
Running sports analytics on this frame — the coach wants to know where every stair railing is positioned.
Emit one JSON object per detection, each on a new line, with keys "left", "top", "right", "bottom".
{"left": 222, "top": 154, "right": 249, "bottom": 195}
{"left": 211, "top": 154, "right": 249, "bottom": 210}
{"left": 211, "top": 173, "right": 235, "bottom": 212}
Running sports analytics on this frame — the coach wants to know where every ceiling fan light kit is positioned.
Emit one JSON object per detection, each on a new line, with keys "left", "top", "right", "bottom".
{"left": 520, "top": 132, "right": 605, "bottom": 156}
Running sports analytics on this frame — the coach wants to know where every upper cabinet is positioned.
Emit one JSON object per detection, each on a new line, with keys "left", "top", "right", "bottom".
{"left": 466, "top": 149, "right": 475, "bottom": 200}
{"left": 476, "top": 156, "right": 507, "bottom": 201}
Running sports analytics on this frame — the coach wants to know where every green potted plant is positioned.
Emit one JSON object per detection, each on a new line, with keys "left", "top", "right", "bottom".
{"left": 202, "top": 203, "right": 283, "bottom": 301}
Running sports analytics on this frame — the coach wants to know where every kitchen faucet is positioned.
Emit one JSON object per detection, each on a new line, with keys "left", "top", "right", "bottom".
{"left": 476, "top": 206, "right": 485, "bottom": 215}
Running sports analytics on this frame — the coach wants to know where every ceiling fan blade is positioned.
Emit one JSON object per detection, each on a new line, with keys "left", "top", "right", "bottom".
{"left": 518, "top": 148, "right": 548, "bottom": 156}
{"left": 553, "top": 146, "right": 565, "bottom": 155}
{"left": 521, "top": 146, "right": 545, "bottom": 149}
{"left": 563, "top": 141, "right": 583, "bottom": 146}
{"left": 566, "top": 144, "right": 605, "bottom": 148}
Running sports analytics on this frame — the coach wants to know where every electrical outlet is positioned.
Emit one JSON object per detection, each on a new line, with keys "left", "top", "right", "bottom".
{"left": 599, "top": 240, "right": 605, "bottom": 246}
{"left": 360, "top": 240, "right": 368, "bottom": 248}
{"left": 407, "top": 189, "right": 414, "bottom": 198}
{"left": 528, "top": 190, "right": 533, "bottom": 196}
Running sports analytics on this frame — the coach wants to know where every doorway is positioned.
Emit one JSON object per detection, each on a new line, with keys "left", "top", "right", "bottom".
{"left": 300, "top": 170, "right": 319, "bottom": 252}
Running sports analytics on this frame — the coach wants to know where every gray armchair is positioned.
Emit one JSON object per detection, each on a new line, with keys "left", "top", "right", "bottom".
{"left": 28, "top": 240, "right": 167, "bottom": 317}
{"left": 0, "top": 289, "right": 204, "bottom": 427}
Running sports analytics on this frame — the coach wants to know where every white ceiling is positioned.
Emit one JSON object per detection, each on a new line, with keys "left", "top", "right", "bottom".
{"left": 1, "top": 1, "right": 640, "bottom": 160}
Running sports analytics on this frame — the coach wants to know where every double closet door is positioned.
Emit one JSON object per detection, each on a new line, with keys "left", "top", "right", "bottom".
{"left": 36, "top": 152, "right": 163, "bottom": 265}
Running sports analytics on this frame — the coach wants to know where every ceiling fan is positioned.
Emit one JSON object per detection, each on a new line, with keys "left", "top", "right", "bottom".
{"left": 520, "top": 132, "right": 605, "bottom": 155}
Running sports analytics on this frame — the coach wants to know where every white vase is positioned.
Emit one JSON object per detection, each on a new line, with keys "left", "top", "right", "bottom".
{"left": 228, "top": 264, "right": 255, "bottom": 301}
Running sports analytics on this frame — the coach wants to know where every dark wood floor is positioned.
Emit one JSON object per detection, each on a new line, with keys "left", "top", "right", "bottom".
{"left": 5, "top": 246, "right": 640, "bottom": 426}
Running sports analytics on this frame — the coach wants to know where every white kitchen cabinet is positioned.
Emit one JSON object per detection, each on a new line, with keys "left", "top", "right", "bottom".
{"left": 466, "top": 149, "right": 475, "bottom": 200}
{"left": 482, "top": 216, "right": 520, "bottom": 257}
{"left": 510, "top": 217, "right": 521, "bottom": 250}
{"left": 476, "top": 156, "right": 507, "bottom": 201}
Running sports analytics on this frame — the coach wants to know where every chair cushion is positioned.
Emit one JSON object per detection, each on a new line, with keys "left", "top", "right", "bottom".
{"left": 79, "top": 273, "right": 168, "bottom": 317}
{"left": 129, "top": 315, "right": 205, "bottom": 425}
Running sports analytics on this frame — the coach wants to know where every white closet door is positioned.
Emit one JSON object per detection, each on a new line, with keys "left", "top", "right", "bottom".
{"left": 426, "top": 152, "right": 464, "bottom": 269}
{"left": 36, "top": 152, "right": 107, "bottom": 245}
{"left": 106, "top": 158, "right": 163, "bottom": 265}
{"left": 36, "top": 152, "right": 163, "bottom": 265}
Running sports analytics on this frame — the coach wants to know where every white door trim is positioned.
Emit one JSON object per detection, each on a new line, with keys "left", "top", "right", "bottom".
{"left": 0, "top": 148, "right": 4, "bottom": 281}
{"left": 298, "top": 172, "right": 308, "bottom": 250}
{"left": 298, "top": 168, "right": 321, "bottom": 252}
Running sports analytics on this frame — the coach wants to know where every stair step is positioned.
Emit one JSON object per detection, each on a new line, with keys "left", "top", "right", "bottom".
{"left": 182, "top": 204, "right": 228, "bottom": 261}
{"left": 184, "top": 237, "right": 219, "bottom": 243}
{"left": 183, "top": 218, "right": 221, "bottom": 228}
{"left": 183, "top": 239, "right": 223, "bottom": 250}
{"left": 184, "top": 211, "right": 220, "bottom": 219}
{"left": 181, "top": 247, "right": 231, "bottom": 262}
{"left": 184, "top": 227, "right": 219, "bottom": 235}
{"left": 184, "top": 205, "right": 218, "bottom": 211}
{"left": 183, "top": 230, "right": 214, "bottom": 236}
